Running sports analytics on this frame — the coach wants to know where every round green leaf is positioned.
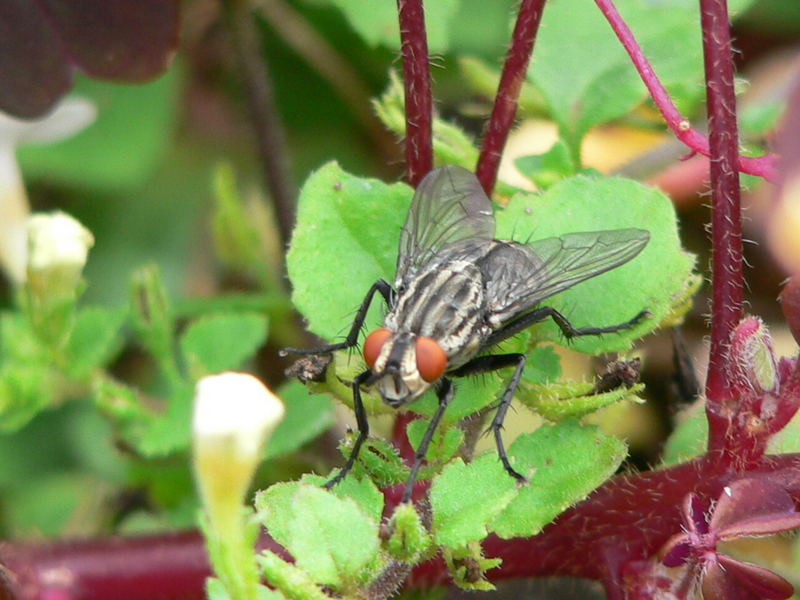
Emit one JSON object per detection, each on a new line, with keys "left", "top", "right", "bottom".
{"left": 179, "top": 313, "right": 268, "bottom": 376}
{"left": 495, "top": 175, "right": 694, "bottom": 354}
{"left": 287, "top": 162, "right": 412, "bottom": 341}
{"left": 489, "top": 420, "right": 627, "bottom": 539}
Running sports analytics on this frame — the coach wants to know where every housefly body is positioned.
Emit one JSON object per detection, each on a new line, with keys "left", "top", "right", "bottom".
{"left": 283, "top": 165, "right": 650, "bottom": 501}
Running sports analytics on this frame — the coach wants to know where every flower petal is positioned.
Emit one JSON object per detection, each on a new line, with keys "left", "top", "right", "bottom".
{"left": 717, "top": 554, "right": 794, "bottom": 600}
{"left": 659, "top": 533, "right": 692, "bottom": 567}
{"left": 717, "top": 512, "right": 800, "bottom": 540}
{"left": 710, "top": 479, "right": 795, "bottom": 532}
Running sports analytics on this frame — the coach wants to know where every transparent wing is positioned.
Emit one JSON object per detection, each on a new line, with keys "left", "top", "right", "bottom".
{"left": 395, "top": 165, "right": 495, "bottom": 286}
{"left": 486, "top": 229, "right": 650, "bottom": 319}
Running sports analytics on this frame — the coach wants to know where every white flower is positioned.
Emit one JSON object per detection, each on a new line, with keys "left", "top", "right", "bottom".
{"left": 27, "top": 211, "right": 95, "bottom": 285}
{"left": 193, "top": 372, "right": 285, "bottom": 533}
{"left": 0, "top": 98, "right": 95, "bottom": 283}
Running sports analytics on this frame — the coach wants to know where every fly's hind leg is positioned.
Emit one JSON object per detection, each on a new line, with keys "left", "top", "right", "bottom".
{"left": 482, "top": 306, "right": 648, "bottom": 349}
{"left": 533, "top": 306, "right": 648, "bottom": 339}
{"left": 324, "top": 369, "right": 372, "bottom": 489}
{"left": 451, "top": 354, "right": 528, "bottom": 483}
{"left": 280, "top": 279, "right": 393, "bottom": 356}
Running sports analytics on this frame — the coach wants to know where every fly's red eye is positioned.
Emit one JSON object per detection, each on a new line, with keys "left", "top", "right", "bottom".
{"left": 364, "top": 328, "right": 393, "bottom": 368}
{"left": 415, "top": 337, "right": 447, "bottom": 382}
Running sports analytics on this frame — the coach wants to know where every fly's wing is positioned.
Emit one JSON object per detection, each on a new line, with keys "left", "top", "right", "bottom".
{"left": 487, "top": 229, "right": 650, "bottom": 320}
{"left": 395, "top": 165, "right": 495, "bottom": 286}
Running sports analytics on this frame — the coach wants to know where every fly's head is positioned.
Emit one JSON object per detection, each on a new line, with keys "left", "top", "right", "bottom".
{"left": 362, "top": 328, "right": 447, "bottom": 407}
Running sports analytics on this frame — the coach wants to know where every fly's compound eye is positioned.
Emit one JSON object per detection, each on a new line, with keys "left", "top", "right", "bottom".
{"left": 415, "top": 337, "right": 447, "bottom": 382}
{"left": 364, "top": 328, "right": 393, "bottom": 368}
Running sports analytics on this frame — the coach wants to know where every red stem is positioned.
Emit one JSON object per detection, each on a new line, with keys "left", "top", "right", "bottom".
{"left": 396, "top": 0, "right": 433, "bottom": 186}
{"left": 595, "top": 0, "right": 777, "bottom": 182}
{"left": 4, "top": 454, "right": 800, "bottom": 600}
{"left": 475, "top": 0, "right": 547, "bottom": 196}
{"left": 698, "top": 0, "right": 744, "bottom": 455}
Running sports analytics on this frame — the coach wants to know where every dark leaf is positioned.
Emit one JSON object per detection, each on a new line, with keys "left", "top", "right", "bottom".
{"left": 710, "top": 479, "right": 797, "bottom": 535}
{"left": 715, "top": 555, "right": 794, "bottom": 600}
{"left": 659, "top": 534, "right": 691, "bottom": 568}
{"left": 684, "top": 492, "right": 709, "bottom": 535}
{"left": 0, "top": 0, "right": 179, "bottom": 118}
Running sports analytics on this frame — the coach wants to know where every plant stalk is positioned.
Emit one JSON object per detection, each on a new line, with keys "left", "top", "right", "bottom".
{"left": 475, "top": 0, "right": 548, "bottom": 196}
{"left": 396, "top": 0, "right": 433, "bottom": 186}
{"left": 595, "top": 0, "right": 777, "bottom": 182}
{"left": 222, "top": 0, "right": 295, "bottom": 247}
{"left": 698, "top": 0, "right": 744, "bottom": 454}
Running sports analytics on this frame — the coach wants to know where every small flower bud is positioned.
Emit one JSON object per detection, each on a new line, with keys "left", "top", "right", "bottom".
{"left": 728, "top": 317, "right": 779, "bottom": 395}
{"left": 193, "top": 372, "right": 285, "bottom": 534}
{"left": 26, "top": 211, "right": 94, "bottom": 293}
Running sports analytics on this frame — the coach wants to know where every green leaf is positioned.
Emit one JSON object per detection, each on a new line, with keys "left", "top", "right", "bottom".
{"left": 768, "top": 409, "right": 800, "bottom": 456}
{"left": 287, "top": 162, "right": 412, "bottom": 341}
{"left": 258, "top": 552, "right": 329, "bottom": 600}
{"left": 135, "top": 383, "right": 194, "bottom": 457}
{"left": 489, "top": 420, "right": 627, "bottom": 538}
{"left": 325, "top": 0, "right": 459, "bottom": 53}
{"left": 372, "top": 72, "right": 480, "bottom": 173}
{"left": 661, "top": 400, "right": 707, "bottom": 466}
{"left": 179, "top": 312, "right": 268, "bottom": 377}
{"left": 65, "top": 306, "right": 127, "bottom": 379}
{"left": 0, "top": 364, "right": 56, "bottom": 431}
{"left": 257, "top": 483, "right": 381, "bottom": 589}
{"left": 301, "top": 474, "right": 385, "bottom": 525}
{"left": 211, "top": 163, "right": 278, "bottom": 288}
{"left": 5, "top": 472, "right": 105, "bottom": 536}
{"left": 518, "top": 380, "right": 645, "bottom": 421}
{"left": 515, "top": 141, "right": 576, "bottom": 189}
{"left": 430, "top": 454, "right": 519, "bottom": 547}
{"left": 130, "top": 265, "right": 181, "bottom": 385}
{"left": 19, "top": 71, "right": 180, "bottom": 191}
{"left": 338, "top": 435, "right": 409, "bottom": 489}
{"left": 265, "top": 381, "right": 335, "bottom": 460}
{"left": 408, "top": 371, "right": 504, "bottom": 423}
{"left": 0, "top": 312, "right": 44, "bottom": 363}
{"left": 521, "top": 345, "right": 562, "bottom": 385}
{"left": 406, "top": 418, "right": 464, "bottom": 465}
{"left": 528, "top": 0, "right": 757, "bottom": 150}
{"left": 495, "top": 175, "right": 694, "bottom": 354}
{"left": 387, "top": 503, "right": 433, "bottom": 563}
{"left": 443, "top": 543, "right": 502, "bottom": 591}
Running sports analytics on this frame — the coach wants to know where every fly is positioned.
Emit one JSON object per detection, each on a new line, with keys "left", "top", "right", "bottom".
{"left": 283, "top": 165, "right": 650, "bottom": 502}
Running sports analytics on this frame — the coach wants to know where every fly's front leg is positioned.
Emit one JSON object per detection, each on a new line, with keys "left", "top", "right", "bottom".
{"left": 402, "top": 379, "right": 454, "bottom": 503}
{"left": 452, "top": 354, "right": 528, "bottom": 482}
{"left": 324, "top": 369, "right": 372, "bottom": 490}
{"left": 280, "top": 279, "right": 393, "bottom": 356}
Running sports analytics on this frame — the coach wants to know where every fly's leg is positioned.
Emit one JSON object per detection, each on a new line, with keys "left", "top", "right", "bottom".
{"left": 280, "top": 279, "right": 393, "bottom": 356}
{"left": 534, "top": 306, "right": 648, "bottom": 338}
{"left": 452, "top": 354, "right": 528, "bottom": 482}
{"left": 402, "top": 379, "right": 454, "bottom": 503}
{"left": 483, "top": 306, "right": 648, "bottom": 348}
{"left": 324, "top": 369, "right": 372, "bottom": 490}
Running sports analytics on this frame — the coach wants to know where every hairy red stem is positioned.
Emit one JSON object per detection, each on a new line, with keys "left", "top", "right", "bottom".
{"left": 698, "top": 0, "right": 744, "bottom": 454}
{"left": 595, "top": 0, "right": 777, "bottom": 182}
{"left": 396, "top": 0, "right": 433, "bottom": 186}
{"left": 476, "top": 0, "right": 547, "bottom": 196}
{"left": 3, "top": 454, "right": 800, "bottom": 599}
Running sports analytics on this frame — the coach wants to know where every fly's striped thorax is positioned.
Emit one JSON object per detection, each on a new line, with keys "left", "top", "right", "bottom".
{"left": 385, "top": 258, "right": 489, "bottom": 368}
